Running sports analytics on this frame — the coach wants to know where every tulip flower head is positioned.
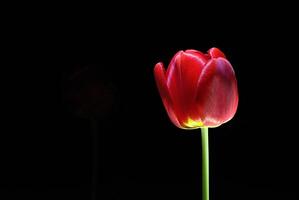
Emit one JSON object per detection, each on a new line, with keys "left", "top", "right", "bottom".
{"left": 154, "top": 48, "right": 238, "bottom": 129}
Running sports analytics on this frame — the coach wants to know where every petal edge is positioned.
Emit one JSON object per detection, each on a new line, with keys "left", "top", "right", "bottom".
{"left": 154, "top": 62, "right": 182, "bottom": 128}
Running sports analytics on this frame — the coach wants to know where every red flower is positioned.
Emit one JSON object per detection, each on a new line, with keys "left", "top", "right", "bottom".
{"left": 154, "top": 48, "right": 238, "bottom": 129}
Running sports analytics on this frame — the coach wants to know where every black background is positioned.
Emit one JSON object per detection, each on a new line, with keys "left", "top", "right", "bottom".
{"left": 1, "top": 5, "right": 298, "bottom": 200}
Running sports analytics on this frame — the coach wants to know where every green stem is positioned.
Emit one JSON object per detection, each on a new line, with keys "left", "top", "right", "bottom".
{"left": 201, "top": 127, "right": 209, "bottom": 200}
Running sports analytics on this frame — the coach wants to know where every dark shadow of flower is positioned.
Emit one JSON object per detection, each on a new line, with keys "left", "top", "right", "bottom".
{"left": 62, "top": 64, "right": 117, "bottom": 119}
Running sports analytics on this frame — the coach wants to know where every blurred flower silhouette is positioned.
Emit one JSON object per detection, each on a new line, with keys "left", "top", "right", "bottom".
{"left": 63, "top": 64, "right": 117, "bottom": 119}
{"left": 62, "top": 64, "right": 117, "bottom": 200}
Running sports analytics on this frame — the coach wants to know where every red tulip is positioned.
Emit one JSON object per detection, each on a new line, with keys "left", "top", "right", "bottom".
{"left": 154, "top": 48, "right": 238, "bottom": 129}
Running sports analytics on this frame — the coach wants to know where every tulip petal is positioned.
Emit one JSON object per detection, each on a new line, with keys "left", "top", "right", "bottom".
{"left": 154, "top": 62, "right": 182, "bottom": 128}
{"left": 195, "top": 58, "right": 238, "bottom": 127}
{"left": 185, "top": 49, "right": 209, "bottom": 65}
{"left": 166, "top": 51, "right": 208, "bottom": 126}
{"left": 208, "top": 47, "right": 226, "bottom": 58}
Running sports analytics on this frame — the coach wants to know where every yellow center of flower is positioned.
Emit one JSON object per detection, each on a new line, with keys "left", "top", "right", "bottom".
{"left": 184, "top": 118, "right": 204, "bottom": 128}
